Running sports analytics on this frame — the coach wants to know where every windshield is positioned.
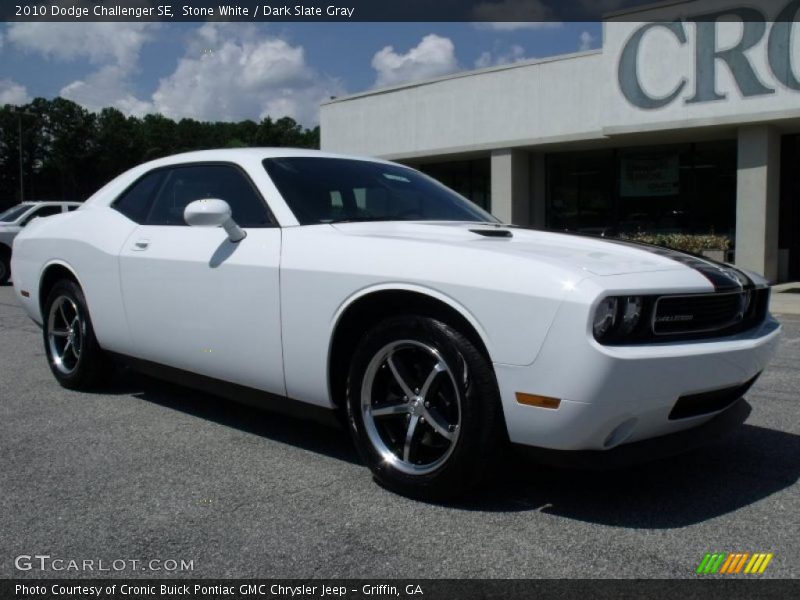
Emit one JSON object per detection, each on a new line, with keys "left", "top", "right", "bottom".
{"left": 263, "top": 157, "right": 498, "bottom": 225}
{"left": 0, "top": 204, "right": 32, "bottom": 223}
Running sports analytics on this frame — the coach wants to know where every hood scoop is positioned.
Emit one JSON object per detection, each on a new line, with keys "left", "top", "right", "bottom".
{"left": 469, "top": 228, "right": 513, "bottom": 238}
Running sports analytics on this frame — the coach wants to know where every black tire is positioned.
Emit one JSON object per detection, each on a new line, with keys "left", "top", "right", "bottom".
{"left": 0, "top": 248, "right": 10, "bottom": 285}
{"left": 346, "top": 316, "right": 504, "bottom": 500}
{"left": 42, "top": 279, "right": 108, "bottom": 390}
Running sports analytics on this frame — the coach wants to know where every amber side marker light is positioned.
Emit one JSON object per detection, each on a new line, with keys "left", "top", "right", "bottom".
{"left": 516, "top": 392, "right": 561, "bottom": 410}
{"left": 20, "top": 290, "right": 30, "bottom": 298}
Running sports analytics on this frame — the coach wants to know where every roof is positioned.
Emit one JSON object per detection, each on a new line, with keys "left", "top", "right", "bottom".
{"left": 137, "top": 147, "right": 396, "bottom": 171}
{"left": 81, "top": 147, "right": 402, "bottom": 209}
{"left": 322, "top": 49, "right": 602, "bottom": 106}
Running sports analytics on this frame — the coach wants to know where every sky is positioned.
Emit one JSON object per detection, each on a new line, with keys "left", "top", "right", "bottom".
{"left": 0, "top": 21, "right": 602, "bottom": 126}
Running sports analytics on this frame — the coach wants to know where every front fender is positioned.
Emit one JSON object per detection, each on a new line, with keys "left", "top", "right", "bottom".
{"left": 330, "top": 282, "right": 496, "bottom": 360}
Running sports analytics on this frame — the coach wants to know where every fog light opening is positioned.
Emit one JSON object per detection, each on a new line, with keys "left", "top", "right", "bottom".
{"left": 603, "top": 418, "right": 638, "bottom": 449}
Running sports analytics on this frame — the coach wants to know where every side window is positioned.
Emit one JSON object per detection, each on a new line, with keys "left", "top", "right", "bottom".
{"left": 112, "top": 171, "right": 165, "bottom": 224}
{"left": 20, "top": 205, "right": 62, "bottom": 226}
{"left": 146, "top": 164, "right": 271, "bottom": 228}
{"left": 66, "top": 205, "right": 79, "bottom": 212}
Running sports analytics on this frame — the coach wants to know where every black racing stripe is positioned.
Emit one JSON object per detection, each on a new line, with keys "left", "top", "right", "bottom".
{"left": 601, "top": 237, "right": 753, "bottom": 291}
{"left": 543, "top": 230, "right": 750, "bottom": 292}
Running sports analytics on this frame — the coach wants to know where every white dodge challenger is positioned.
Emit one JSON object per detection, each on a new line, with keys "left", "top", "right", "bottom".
{"left": 11, "top": 149, "right": 781, "bottom": 498}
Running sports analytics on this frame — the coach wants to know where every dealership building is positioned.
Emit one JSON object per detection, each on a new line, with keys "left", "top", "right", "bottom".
{"left": 320, "top": 0, "right": 800, "bottom": 282}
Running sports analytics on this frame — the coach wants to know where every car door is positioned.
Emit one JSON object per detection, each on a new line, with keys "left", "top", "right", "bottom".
{"left": 118, "top": 162, "right": 285, "bottom": 396}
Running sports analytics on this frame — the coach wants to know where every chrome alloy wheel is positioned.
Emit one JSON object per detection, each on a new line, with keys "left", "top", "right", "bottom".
{"left": 361, "top": 340, "right": 461, "bottom": 475}
{"left": 47, "top": 295, "right": 84, "bottom": 375}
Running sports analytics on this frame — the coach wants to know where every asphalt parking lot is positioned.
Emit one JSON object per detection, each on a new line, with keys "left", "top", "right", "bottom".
{"left": 0, "top": 284, "right": 798, "bottom": 579}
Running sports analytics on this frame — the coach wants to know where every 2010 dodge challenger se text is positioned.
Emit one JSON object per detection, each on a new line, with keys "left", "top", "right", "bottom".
{"left": 11, "top": 149, "right": 781, "bottom": 498}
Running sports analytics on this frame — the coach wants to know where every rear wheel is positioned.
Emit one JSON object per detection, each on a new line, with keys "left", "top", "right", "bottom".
{"left": 346, "top": 316, "right": 503, "bottom": 500}
{"left": 43, "top": 279, "right": 108, "bottom": 390}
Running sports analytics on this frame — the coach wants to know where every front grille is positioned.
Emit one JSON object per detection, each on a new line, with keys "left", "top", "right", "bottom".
{"left": 653, "top": 291, "right": 748, "bottom": 335}
{"left": 669, "top": 373, "right": 761, "bottom": 420}
{"left": 598, "top": 288, "right": 770, "bottom": 345}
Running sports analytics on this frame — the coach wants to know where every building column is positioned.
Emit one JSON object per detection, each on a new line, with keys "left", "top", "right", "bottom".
{"left": 491, "top": 149, "right": 530, "bottom": 225}
{"left": 735, "top": 125, "right": 781, "bottom": 282}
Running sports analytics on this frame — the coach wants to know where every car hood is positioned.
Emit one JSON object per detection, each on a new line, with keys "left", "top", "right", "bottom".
{"left": 330, "top": 221, "right": 705, "bottom": 277}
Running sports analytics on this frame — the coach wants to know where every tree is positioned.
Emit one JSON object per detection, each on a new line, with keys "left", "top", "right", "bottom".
{"left": 0, "top": 96, "right": 321, "bottom": 211}
{"left": 95, "top": 108, "right": 145, "bottom": 185}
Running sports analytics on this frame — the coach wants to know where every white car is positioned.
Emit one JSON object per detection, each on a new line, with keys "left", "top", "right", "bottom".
{"left": 11, "top": 149, "right": 780, "bottom": 498}
{"left": 0, "top": 201, "right": 81, "bottom": 284}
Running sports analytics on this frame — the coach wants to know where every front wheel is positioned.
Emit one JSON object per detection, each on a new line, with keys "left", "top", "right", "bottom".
{"left": 43, "top": 279, "right": 108, "bottom": 390}
{"left": 346, "top": 316, "right": 504, "bottom": 500}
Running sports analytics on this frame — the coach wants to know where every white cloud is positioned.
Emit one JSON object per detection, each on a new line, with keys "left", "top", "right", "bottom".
{"left": 371, "top": 34, "right": 459, "bottom": 87}
{"left": 473, "top": 0, "right": 562, "bottom": 30}
{"left": 579, "top": 30, "right": 597, "bottom": 51}
{"left": 60, "top": 65, "right": 152, "bottom": 116}
{"left": 475, "top": 44, "right": 527, "bottom": 68}
{"left": 9, "top": 21, "right": 156, "bottom": 116}
{"left": 7, "top": 22, "right": 153, "bottom": 69}
{"left": 0, "top": 78, "right": 31, "bottom": 106}
{"left": 149, "top": 23, "right": 342, "bottom": 124}
{"left": 190, "top": 21, "right": 260, "bottom": 52}
{"left": 475, "top": 53, "right": 492, "bottom": 69}
{"left": 7, "top": 21, "right": 338, "bottom": 125}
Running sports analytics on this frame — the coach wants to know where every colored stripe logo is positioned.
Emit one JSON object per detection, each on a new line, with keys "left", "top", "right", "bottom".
{"left": 696, "top": 553, "right": 773, "bottom": 574}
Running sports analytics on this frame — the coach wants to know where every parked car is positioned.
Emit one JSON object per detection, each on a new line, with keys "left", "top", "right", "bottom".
{"left": 0, "top": 201, "right": 81, "bottom": 284}
{"left": 10, "top": 149, "right": 780, "bottom": 498}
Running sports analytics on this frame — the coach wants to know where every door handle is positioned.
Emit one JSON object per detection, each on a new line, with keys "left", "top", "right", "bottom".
{"left": 133, "top": 239, "right": 150, "bottom": 251}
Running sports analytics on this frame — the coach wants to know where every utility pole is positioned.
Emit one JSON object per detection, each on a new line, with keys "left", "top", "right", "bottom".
{"left": 14, "top": 107, "right": 36, "bottom": 203}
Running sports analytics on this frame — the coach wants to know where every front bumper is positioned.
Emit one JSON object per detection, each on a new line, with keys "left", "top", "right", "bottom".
{"left": 494, "top": 305, "right": 781, "bottom": 451}
{"left": 513, "top": 397, "right": 752, "bottom": 469}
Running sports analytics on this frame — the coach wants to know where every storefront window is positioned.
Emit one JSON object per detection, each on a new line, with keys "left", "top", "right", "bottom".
{"left": 546, "top": 149, "right": 614, "bottom": 235}
{"left": 780, "top": 134, "right": 800, "bottom": 280}
{"left": 618, "top": 148, "right": 686, "bottom": 234}
{"left": 418, "top": 159, "right": 491, "bottom": 211}
{"left": 546, "top": 141, "right": 736, "bottom": 237}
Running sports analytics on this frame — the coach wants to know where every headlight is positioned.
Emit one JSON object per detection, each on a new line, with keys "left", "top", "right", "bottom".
{"left": 593, "top": 297, "right": 618, "bottom": 339}
{"left": 593, "top": 296, "right": 644, "bottom": 341}
{"left": 619, "top": 296, "right": 643, "bottom": 334}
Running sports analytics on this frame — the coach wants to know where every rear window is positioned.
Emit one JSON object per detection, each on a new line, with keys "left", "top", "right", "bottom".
{"left": 0, "top": 204, "right": 32, "bottom": 223}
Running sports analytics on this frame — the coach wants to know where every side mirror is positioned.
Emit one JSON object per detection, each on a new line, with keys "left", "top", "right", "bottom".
{"left": 184, "top": 198, "right": 246, "bottom": 243}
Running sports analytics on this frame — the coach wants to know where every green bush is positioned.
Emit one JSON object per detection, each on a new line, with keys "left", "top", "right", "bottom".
{"left": 618, "top": 232, "right": 731, "bottom": 255}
